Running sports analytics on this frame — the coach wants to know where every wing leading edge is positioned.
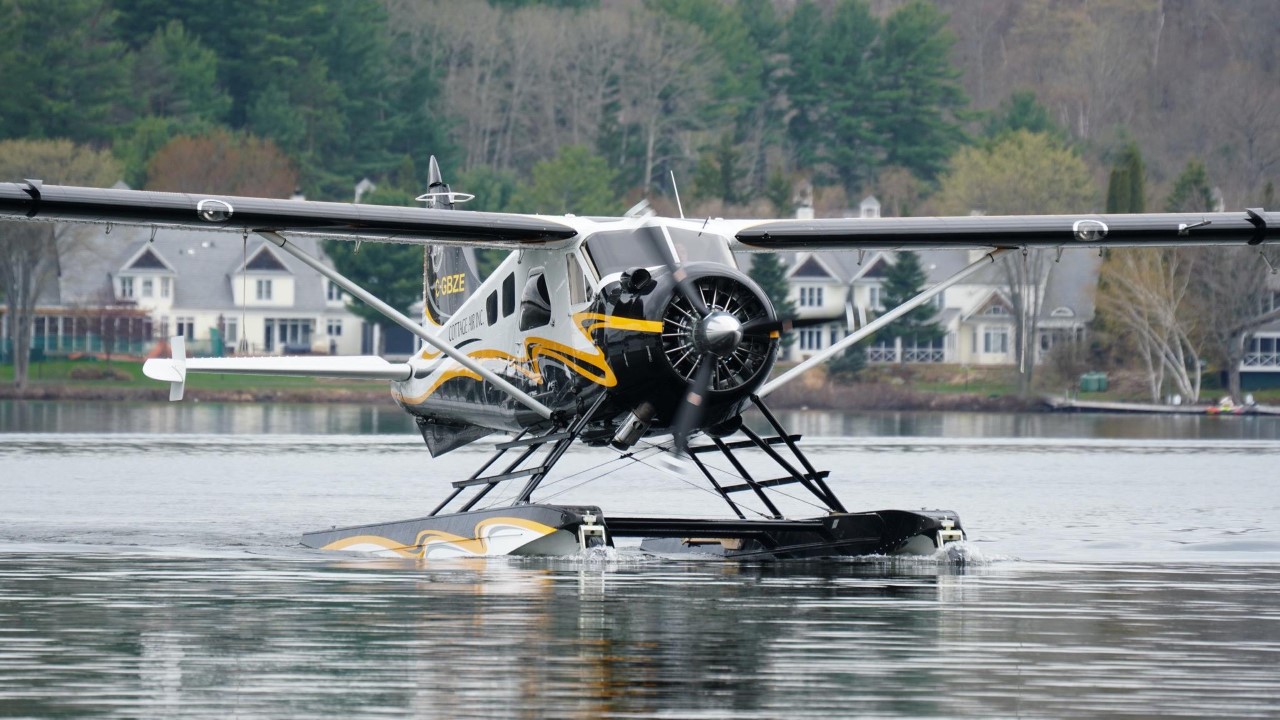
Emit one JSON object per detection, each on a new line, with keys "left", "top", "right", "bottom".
{"left": 733, "top": 210, "right": 1278, "bottom": 251}
{"left": 0, "top": 181, "right": 578, "bottom": 247}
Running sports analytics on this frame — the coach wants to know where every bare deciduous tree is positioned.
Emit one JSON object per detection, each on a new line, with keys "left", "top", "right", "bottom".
{"left": 1096, "top": 249, "right": 1203, "bottom": 403}
{"left": 1189, "top": 246, "right": 1279, "bottom": 401}
{"left": 0, "top": 139, "right": 120, "bottom": 389}
{"left": 145, "top": 130, "right": 296, "bottom": 197}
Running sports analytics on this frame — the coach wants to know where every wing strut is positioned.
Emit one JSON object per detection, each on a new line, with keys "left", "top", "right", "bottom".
{"left": 757, "top": 248, "right": 1012, "bottom": 399}
{"left": 257, "top": 231, "right": 554, "bottom": 421}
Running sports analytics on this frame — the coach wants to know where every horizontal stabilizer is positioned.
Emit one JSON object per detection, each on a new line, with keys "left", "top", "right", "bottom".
{"left": 143, "top": 340, "right": 412, "bottom": 401}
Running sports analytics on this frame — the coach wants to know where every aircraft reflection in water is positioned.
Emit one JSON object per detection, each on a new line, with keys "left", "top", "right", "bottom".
{"left": 1, "top": 158, "right": 1274, "bottom": 559}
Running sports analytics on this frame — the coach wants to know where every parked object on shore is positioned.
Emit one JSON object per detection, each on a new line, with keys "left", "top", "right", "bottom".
{"left": 2, "top": 157, "right": 1276, "bottom": 559}
{"left": 1044, "top": 395, "right": 1280, "bottom": 416}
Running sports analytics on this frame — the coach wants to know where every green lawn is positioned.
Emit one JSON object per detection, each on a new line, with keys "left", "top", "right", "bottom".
{"left": 2, "top": 358, "right": 385, "bottom": 392}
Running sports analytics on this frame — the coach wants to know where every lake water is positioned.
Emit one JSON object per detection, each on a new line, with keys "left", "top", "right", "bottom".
{"left": 2, "top": 400, "right": 1279, "bottom": 718}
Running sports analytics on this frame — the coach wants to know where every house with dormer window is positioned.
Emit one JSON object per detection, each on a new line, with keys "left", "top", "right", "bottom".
{"left": 110, "top": 229, "right": 363, "bottom": 356}
{"left": 5, "top": 222, "right": 368, "bottom": 359}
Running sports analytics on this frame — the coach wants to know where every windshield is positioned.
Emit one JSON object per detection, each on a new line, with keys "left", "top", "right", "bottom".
{"left": 583, "top": 227, "right": 671, "bottom": 276}
{"left": 668, "top": 227, "right": 736, "bottom": 267}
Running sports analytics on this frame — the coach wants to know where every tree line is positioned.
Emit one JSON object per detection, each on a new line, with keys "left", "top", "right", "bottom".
{"left": 1, "top": 0, "right": 1278, "bottom": 400}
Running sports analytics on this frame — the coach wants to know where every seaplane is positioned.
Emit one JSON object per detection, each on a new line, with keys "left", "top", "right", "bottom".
{"left": 2, "top": 161, "right": 1275, "bottom": 559}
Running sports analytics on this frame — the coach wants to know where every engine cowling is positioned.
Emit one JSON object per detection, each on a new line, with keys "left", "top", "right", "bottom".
{"left": 596, "top": 263, "right": 778, "bottom": 440}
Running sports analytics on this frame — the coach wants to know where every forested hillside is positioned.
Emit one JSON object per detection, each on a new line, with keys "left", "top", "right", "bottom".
{"left": 1, "top": 0, "right": 1275, "bottom": 215}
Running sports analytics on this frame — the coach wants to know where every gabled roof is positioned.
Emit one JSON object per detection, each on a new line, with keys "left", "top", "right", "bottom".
{"left": 785, "top": 252, "right": 841, "bottom": 282}
{"left": 55, "top": 228, "right": 340, "bottom": 310}
{"left": 857, "top": 253, "right": 892, "bottom": 280}
{"left": 962, "top": 288, "right": 1014, "bottom": 321}
{"left": 119, "top": 244, "right": 175, "bottom": 273}
{"left": 790, "top": 254, "right": 834, "bottom": 279}
{"left": 238, "top": 245, "right": 291, "bottom": 273}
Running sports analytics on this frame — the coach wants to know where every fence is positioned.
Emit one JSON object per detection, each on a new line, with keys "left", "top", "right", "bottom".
{"left": 1242, "top": 352, "right": 1280, "bottom": 369}
{"left": 866, "top": 342, "right": 946, "bottom": 364}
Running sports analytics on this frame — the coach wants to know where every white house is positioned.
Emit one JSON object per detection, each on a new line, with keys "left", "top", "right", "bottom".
{"left": 7, "top": 223, "right": 368, "bottom": 359}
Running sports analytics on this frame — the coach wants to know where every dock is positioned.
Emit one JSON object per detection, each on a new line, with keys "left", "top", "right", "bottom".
{"left": 1043, "top": 396, "right": 1280, "bottom": 416}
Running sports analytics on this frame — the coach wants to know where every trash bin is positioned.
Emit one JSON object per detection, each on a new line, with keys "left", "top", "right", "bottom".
{"left": 1079, "top": 372, "right": 1108, "bottom": 392}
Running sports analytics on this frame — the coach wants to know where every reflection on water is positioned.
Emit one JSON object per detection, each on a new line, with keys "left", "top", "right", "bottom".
{"left": 0, "top": 399, "right": 416, "bottom": 435}
{"left": 2, "top": 552, "right": 1279, "bottom": 719}
{"left": 2, "top": 403, "right": 1280, "bottom": 717}
{"left": 5, "top": 399, "right": 1280, "bottom": 440}
{"left": 767, "top": 408, "right": 1280, "bottom": 441}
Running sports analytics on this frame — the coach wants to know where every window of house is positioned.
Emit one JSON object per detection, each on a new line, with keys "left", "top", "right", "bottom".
{"left": 225, "top": 318, "right": 238, "bottom": 344}
{"left": 327, "top": 281, "right": 342, "bottom": 302}
{"left": 176, "top": 317, "right": 195, "bottom": 339}
{"left": 256, "top": 279, "right": 273, "bottom": 301}
{"left": 799, "top": 286, "right": 824, "bottom": 307}
{"left": 868, "top": 285, "right": 881, "bottom": 310}
{"left": 141, "top": 279, "right": 153, "bottom": 298}
{"left": 798, "top": 327, "right": 823, "bottom": 351}
{"left": 161, "top": 277, "right": 171, "bottom": 298}
{"left": 983, "top": 327, "right": 1008, "bottom": 354}
{"left": 829, "top": 326, "right": 842, "bottom": 346}
{"left": 265, "top": 318, "right": 313, "bottom": 352}
{"left": 985, "top": 304, "right": 1009, "bottom": 316}
{"left": 327, "top": 319, "right": 342, "bottom": 337}
{"left": 120, "top": 277, "right": 134, "bottom": 298}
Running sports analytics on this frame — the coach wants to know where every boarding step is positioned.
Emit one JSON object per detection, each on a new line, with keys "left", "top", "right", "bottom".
{"left": 689, "top": 435, "right": 801, "bottom": 454}
{"left": 452, "top": 466, "right": 547, "bottom": 488}
{"left": 720, "top": 470, "right": 830, "bottom": 494}
{"left": 496, "top": 432, "right": 571, "bottom": 450}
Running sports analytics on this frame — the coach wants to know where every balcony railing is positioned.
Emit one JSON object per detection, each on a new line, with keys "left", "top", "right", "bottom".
{"left": 866, "top": 345, "right": 945, "bottom": 364}
{"left": 1242, "top": 352, "right": 1280, "bottom": 369}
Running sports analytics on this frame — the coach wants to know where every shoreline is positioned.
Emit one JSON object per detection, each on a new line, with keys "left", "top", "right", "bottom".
{"left": 0, "top": 381, "right": 1043, "bottom": 412}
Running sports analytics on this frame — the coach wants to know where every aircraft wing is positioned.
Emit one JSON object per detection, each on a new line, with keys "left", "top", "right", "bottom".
{"left": 731, "top": 210, "right": 1278, "bottom": 251}
{"left": 0, "top": 181, "right": 578, "bottom": 247}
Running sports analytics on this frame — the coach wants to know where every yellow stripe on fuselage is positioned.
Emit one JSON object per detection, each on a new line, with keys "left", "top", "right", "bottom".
{"left": 396, "top": 311, "right": 662, "bottom": 406}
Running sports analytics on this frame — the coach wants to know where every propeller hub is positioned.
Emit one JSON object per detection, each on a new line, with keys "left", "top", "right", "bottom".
{"left": 697, "top": 311, "right": 744, "bottom": 357}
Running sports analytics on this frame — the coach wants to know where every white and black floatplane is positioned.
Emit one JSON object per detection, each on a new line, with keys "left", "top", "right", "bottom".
{"left": 2, "top": 161, "right": 1275, "bottom": 559}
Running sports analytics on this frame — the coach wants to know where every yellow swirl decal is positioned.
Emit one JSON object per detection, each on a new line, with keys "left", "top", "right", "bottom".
{"left": 397, "top": 312, "right": 662, "bottom": 405}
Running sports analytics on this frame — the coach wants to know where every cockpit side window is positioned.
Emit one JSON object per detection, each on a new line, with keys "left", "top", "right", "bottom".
{"left": 566, "top": 252, "right": 592, "bottom": 305}
{"left": 519, "top": 268, "right": 552, "bottom": 331}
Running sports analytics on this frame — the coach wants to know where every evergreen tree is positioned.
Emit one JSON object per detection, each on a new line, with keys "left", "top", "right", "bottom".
{"left": 878, "top": 251, "right": 941, "bottom": 344}
{"left": 323, "top": 188, "right": 424, "bottom": 324}
{"left": 1105, "top": 166, "right": 1131, "bottom": 214}
{"left": 748, "top": 254, "right": 797, "bottom": 350}
{"left": 810, "top": 0, "right": 880, "bottom": 191}
{"left": 782, "top": 2, "right": 833, "bottom": 173}
{"left": 509, "top": 146, "right": 622, "bottom": 216}
{"left": 868, "top": 0, "right": 969, "bottom": 183}
{"left": 1166, "top": 159, "right": 1215, "bottom": 212}
{"left": 827, "top": 346, "right": 867, "bottom": 383}
{"left": 690, "top": 134, "right": 740, "bottom": 204}
{"left": 0, "top": 0, "right": 132, "bottom": 144}
{"left": 983, "top": 91, "right": 1061, "bottom": 141}
{"left": 1106, "top": 142, "right": 1146, "bottom": 213}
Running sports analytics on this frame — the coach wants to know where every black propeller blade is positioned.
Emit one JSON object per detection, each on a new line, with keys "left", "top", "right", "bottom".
{"left": 671, "top": 355, "right": 715, "bottom": 456}
{"left": 670, "top": 265, "right": 710, "bottom": 316}
{"left": 740, "top": 315, "right": 831, "bottom": 336}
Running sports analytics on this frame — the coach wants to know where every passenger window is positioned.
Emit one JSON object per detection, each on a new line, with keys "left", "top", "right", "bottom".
{"left": 486, "top": 290, "right": 498, "bottom": 326}
{"left": 502, "top": 273, "right": 515, "bottom": 317}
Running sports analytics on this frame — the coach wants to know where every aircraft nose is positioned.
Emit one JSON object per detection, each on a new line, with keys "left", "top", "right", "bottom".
{"left": 697, "top": 311, "right": 744, "bottom": 357}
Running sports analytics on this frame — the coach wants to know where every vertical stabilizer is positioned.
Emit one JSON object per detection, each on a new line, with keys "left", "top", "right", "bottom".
{"left": 419, "top": 157, "right": 481, "bottom": 326}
